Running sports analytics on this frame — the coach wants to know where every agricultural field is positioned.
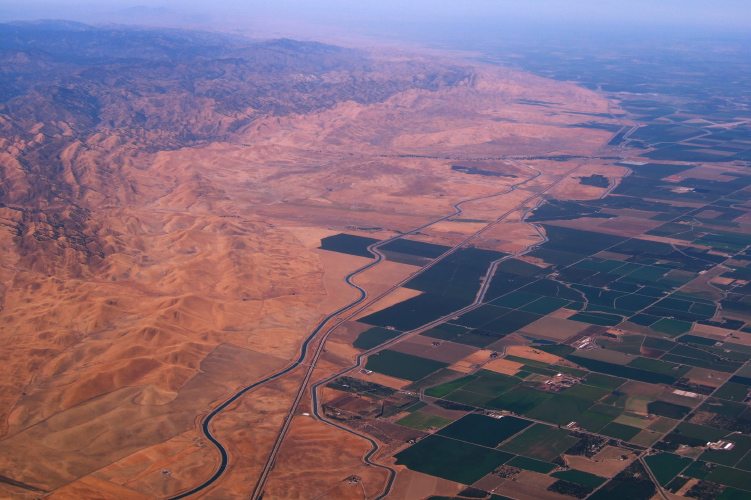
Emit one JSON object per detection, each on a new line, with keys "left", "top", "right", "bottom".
{"left": 318, "top": 40, "right": 751, "bottom": 500}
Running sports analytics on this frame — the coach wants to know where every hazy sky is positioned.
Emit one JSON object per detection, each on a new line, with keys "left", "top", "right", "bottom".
{"left": 3, "top": 0, "right": 751, "bottom": 41}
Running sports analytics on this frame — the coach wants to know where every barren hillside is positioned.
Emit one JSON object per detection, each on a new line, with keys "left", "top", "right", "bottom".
{"left": 0, "top": 21, "right": 616, "bottom": 499}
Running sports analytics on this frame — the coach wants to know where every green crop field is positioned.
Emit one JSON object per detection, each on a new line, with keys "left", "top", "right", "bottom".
{"left": 364, "top": 102, "right": 751, "bottom": 499}
{"left": 364, "top": 350, "right": 449, "bottom": 381}
{"left": 485, "top": 385, "right": 553, "bottom": 414}
{"left": 394, "top": 435, "right": 513, "bottom": 484}
{"left": 443, "top": 389, "right": 495, "bottom": 407}
{"left": 520, "top": 296, "right": 571, "bottom": 315}
{"left": 651, "top": 318, "right": 693, "bottom": 336}
{"left": 570, "top": 356, "right": 679, "bottom": 385}
{"left": 562, "top": 383, "right": 612, "bottom": 401}
{"left": 583, "top": 372, "right": 627, "bottom": 389}
{"left": 647, "top": 401, "right": 692, "bottom": 419}
{"left": 491, "top": 290, "right": 541, "bottom": 308}
{"left": 437, "top": 414, "right": 532, "bottom": 448}
{"left": 318, "top": 233, "right": 378, "bottom": 258}
{"left": 576, "top": 403, "right": 623, "bottom": 432}
{"left": 706, "top": 465, "right": 751, "bottom": 491}
{"left": 352, "top": 327, "right": 402, "bottom": 350}
{"left": 395, "top": 411, "right": 454, "bottom": 431}
{"left": 600, "top": 422, "right": 642, "bottom": 441}
{"left": 424, "top": 375, "right": 477, "bottom": 398}
{"left": 459, "top": 370, "right": 519, "bottom": 396}
{"left": 713, "top": 382, "right": 751, "bottom": 402}
{"left": 525, "top": 394, "right": 594, "bottom": 425}
{"left": 500, "top": 424, "right": 579, "bottom": 461}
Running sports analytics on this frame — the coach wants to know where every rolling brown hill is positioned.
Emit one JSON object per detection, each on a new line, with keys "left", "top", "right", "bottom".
{"left": 0, "top": 21, "right": 617, "bottom": 498}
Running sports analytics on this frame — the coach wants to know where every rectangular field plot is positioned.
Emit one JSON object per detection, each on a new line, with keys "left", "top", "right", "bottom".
{"left": 483, "top": 272, "right": 538, "bottom": 302}
{"left": 450, "top": 330, "right": 505, "bottom": 348}
{"left": 518, "top": 279, "right": 585, "bottom": 301}
{"left": 561, "top": 384, "right": 612, "bottom": 401}
{"left": 364, "top": 350, "right": 449, "bottom": 381}
{"left": 495, "top": 258, "right": 549, "bottom": 276}
{"left": 526, "top": 248, "right": 587, "bottom": 267}
{"left": 628, "top": 313, "right": 660, "bottom": 326}
{"left": 520, "top": 316, "right": 590, "bottom": 342}
{"left": 459, "top": 370, "right": 520, "bottom": 396}
{"left": 404, "top": 247, "right": 507, "bottom": 302}
{"left": 379, "top": 238, "right": 451, "bottom": 258}
{"left": 568, "top": 312, "right": 624, "bottom": 326}
{"left": 644, "top": 453, "right": 693, "bottom": 486}
{"left": 437, "top": 414, "right": 532, "bottom": 448}
{"left": 379, "top": 250, "right": 430, "bottom": 266}
{"left": 443, "top": 389, "right": 496, "bottom": 407}
{"left": 598, "top": 335, "right": 644, "bottom": 356}
{"left": 419, "top": 324, "right": 468, "bottom": 341}
{"left": 614, "top": 294, "right": 658, "bottom": 311}
{"left": 519, "top": 297, "right": 571, "bottom": 315}
{"left": 500, "top": 423, "right": 580, "bottom": 461}
{"left": 618, "top": 161, "right": 695, "bottom": 179}
{"left": 395, "top": 411, "right": 454, "bottom": 431}
{"left": 352, "top": 327, "right": 402, "bottom": 350}
{"left": 318, "top": 233, "right": 379, "bottom": 258}
{"left": 627, "top": 357, "right": 692, "bottom": 378}
{"left": 358, "top": 293, "right": 459, "bottom": 331}
{"left": 576, "top": 404, "right": 623, "bottom": 432}
{"left": 709, "top": 382, "right": 749, "bottom": 402}
{"left": 573, "top": 348, "right": 638, "bottom": 366}
{"left": 485, "top": 385, "right": 553, "bottom": 414}
{"left": 706, "top": 465, "right": 751, "bottom": 491}
{"left": 450, "top": 305, "right": 511, "bottom": 328}
{"left": 481, "top": 310, "right": 543, "bottom": 335}
{"left": 646, "top": 400, "right": 692, "bottom": 419}
{"left": 676, "top": 422, "right": 729, "bottom": 442}
{"left": 539, "top": 225, "right": 628, "bottom": 255}
{"left": 583, "top": 373, "right": 627, "bottom": 389}
{"left": 574, "top": 258, "right": 627, "bottom": 273}
{"left": 630, "top": 429, "right": 663, "bottom": 448}
{"left": 424, "top": 375, "right": 476, "bottom": 398}
{"left": 662, "top": 346, "right": 743, "bottom": 373}
{"left": 407, "top": 368, "right": 470, "bottom": 392}
{"left": 650, "top": 318, "right": 693, "bottom": 336}
{"left": 394, "top": 434, "right": 514, "bottom": 485}
{"left": 569, "top": 356, "right": 681, "bottom": 385}
{"left": 614, "top": 411, "right": 652, "bottom": 429}
{"left": 525, "top": 394, "right": 595, "bottom": 425}
{"left": 387, "top": 339, "right": 437, "bottom": 358}
{"left": 490, "top": 290, "right": 540, "bottom": 308}
{"left": 412, "top": 341, "right": 479, "bottom": 364}
{"left": 600, "top": 422, "right": 642, "bottom": 441}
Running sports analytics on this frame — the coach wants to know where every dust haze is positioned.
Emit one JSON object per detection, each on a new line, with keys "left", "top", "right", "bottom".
{"left": 4, "top": 0, "right": 751, "bottom": 43}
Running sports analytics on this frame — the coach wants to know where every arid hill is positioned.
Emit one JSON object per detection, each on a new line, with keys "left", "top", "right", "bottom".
{"left": 0, "top": 21, "right": 617, "bottom": 498}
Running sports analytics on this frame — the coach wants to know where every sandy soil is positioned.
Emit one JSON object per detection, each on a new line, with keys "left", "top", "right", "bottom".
{"left": 484, "top": 358, "right": 525, "bottom": 375}
{"left": 563, "top": 448, "right": 635, "bottom": 477}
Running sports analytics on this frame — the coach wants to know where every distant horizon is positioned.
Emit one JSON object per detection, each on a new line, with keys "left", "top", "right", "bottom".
{"left": 3, "top": 0, "right": 751, "bottom": 48}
